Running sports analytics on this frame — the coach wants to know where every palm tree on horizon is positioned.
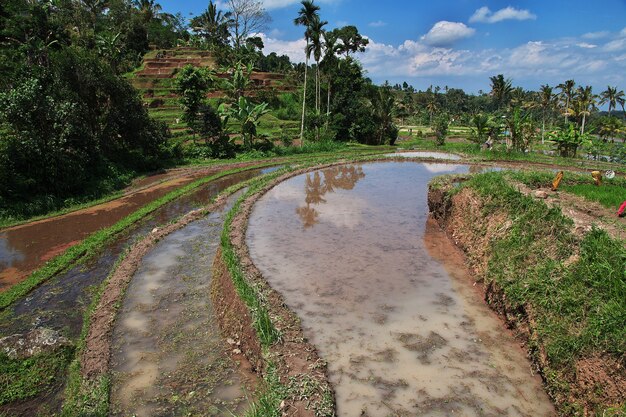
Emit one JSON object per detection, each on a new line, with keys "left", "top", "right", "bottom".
{"left": 538, "top": 84, "right": 556, "bottom": 144}
{"left": 294, "top": 0, "right": 321, "bottom": 145}
{"left": 599, "top": 86, "right": 626, "bottom": 117}
{"left": 557, "top": 79, "right": 576, "bottom": 124}
{"left": 574, "top": 85, "right": 596, "bottom": 135}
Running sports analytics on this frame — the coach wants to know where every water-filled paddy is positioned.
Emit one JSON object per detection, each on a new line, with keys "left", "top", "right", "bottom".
{"left": 110, "top": 190, "right": 253, "bottom": 416}
{"left": 247, "top": 162, "right": 555, "bottom": 416}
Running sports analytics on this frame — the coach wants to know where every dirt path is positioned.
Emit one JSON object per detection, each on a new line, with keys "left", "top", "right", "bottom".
{"left": 0, "top": 163, "right": 258, "bottom": 291}
{"left": 514, "top": 182, "right": 626, "bottom": 241}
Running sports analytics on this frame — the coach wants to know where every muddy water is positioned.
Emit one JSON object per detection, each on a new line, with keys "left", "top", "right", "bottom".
{"left": 0, "top": 163, "right": 273, "bottom": 290}
{"left": 247, "top": 162, "right": 555, "bottom": 417}
{"left": 0, "top": 167, "right": 277, "bottom": 339}
{"left": 110, "top": 190, "right": 252, "bottom": 417}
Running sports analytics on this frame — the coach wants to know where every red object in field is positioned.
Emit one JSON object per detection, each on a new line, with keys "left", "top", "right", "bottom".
{"left": 618, "top": 201, "right": 626, "bottom": 217}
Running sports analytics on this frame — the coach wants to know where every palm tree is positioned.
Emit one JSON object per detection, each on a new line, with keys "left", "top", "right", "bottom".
{"left": 599, "top": 86, "right": 626, "bottom": 117}
{"left": 489, "top": 74, "right": 513, "bottom": 110}
{"left": 574, "top": 85, "right": 596, "bottom": 135}
{"left": 537, "top": 84, "right": 556, "bottom": 143}
{"left": 557, "top": 79, "right": 576, "bottom": 124}
{"left": 294, "top": 0, "right": 321, "bottom": 145}
{"left": 426, "top": 93, "right": 438, "bottom": 126}
{"left": 306, "top": 16, "right": 327, "bottom": 115}
{"left": 190, "top": 1, "right": 232, "bottom": 48}
{"left": 134, "top": 0, "right": 162, "bottom": 23}
{"left": 321, "top": 30, "right": 339, "bottom": 119}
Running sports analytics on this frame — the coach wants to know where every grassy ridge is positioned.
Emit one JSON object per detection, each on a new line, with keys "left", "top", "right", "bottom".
{"left": 457, "top": 172, "right": 625, "bottom": 414}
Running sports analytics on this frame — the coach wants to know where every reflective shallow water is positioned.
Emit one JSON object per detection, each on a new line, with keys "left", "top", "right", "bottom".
{"left": 247, "top": 162, "right": 555, "bottom": 417}
{"left": 387, "top": 151, "right": 462, "bottom": 160}
{"left": 110, "top": 190, "right": 253, "bottom": 417}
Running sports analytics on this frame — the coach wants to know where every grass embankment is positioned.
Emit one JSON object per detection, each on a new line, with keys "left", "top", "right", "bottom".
{"left": 442, "top": 172, "right": 625, "bottom": 415}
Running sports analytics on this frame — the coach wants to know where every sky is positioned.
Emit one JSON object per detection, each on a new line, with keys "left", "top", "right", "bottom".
{"left": 159, "top": 0, "right": 626, "bottom": 95}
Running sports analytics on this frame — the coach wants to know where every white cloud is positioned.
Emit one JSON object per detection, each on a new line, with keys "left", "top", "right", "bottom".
{"left": 469, "top": 6, "right": 536, "bottom": 24}
{"left": 369, "top": 20, "right": 387, "bottom": 28}
{"left": 620, "top": 27, "right": 626, "bottom": 37}
{"left": 420, "top": 21, "right": 475, "bottom": 47}
{"left": 582, "top": 31, "right": 609, "bottom": 40}
{"left": 257, "top": 33, "right": 307, "bottom": 62}
{"left": 603, "top": 37, "right": 626, "bottom": 52}
{"left": 260, "top": 29, "right": 624, "bottom": 92}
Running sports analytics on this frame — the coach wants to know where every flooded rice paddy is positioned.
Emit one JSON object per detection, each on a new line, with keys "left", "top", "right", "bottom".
{"left": 247, "top": 162, "right": 555, "bottom": 417}
{"left": 0, "top": 164, "right": 279, "bottom": 290}
{"left": 0, "top": 167, "right": 277, "bottom": 341}
{"left": 110, "top": 190, "right": 253, "bottom": 417}
{"left": 387, "top": 151, "right": 462, "bottom": 160}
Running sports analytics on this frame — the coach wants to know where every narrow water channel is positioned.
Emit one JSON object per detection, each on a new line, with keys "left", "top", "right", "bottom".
{"left": 247, "top": 162, "right": 555, "bottom": 417}
{"left": 109, "top": 190, "right": 253, "bottom": 416}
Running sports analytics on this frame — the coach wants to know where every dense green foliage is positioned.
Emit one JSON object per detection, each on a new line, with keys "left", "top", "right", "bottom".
{"left": 0, "top": 0, "right": 177, "bottom": 217}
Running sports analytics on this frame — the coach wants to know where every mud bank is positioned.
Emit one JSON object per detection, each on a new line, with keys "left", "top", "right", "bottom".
{"left": 427, "top": 179, "right": 626, "bottom": 416}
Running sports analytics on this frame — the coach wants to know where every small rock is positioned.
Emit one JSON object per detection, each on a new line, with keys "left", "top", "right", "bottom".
{"left": 151, "top": 228, "right": 159, "bottom": 234}
{"left": 534, "top": 190, "right": 549, "bottom": 199}
{"left": 232, "top": 348, "right": 242, "bottom": 354}
{"left": 0, "top": 328, "right": 72, "bottom": 360}
{"left": 226, "top": 338, "right": 236, "bottom": 345}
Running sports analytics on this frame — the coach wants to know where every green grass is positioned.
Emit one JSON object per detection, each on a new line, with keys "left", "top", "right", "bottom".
{"left": 455, "top": 172, "right": 625, "bottom": 411}
{"left": 561, "top": 184, "right": 626, "bottom": 209}
{"left": 0, "top": 347, "right": 74, "bottom": 405}
{"left": 507, "top": 170, "right": 626, "bottom": 210}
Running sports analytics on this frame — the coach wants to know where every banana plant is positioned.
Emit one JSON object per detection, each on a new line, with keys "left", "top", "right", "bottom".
{"left": 219, "top": 96, "right": 269, "bottom": 149}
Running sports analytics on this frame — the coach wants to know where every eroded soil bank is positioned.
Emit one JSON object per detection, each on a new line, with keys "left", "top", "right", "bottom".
{"left": 109, "top": 190, "right": 255, "bottom": 416}
{"left": 428, "top": 179, "right": 626, "bottom": 416}
{"left": 246, "top": 162, "right": 555, "bottom": 416}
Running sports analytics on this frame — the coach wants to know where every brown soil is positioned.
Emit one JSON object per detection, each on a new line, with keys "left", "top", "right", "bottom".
{"left": 428, "top": 181, "right": 626, "bottom": 416}
{"left": 81, "top": 194, "right": 231, "bottom": 378}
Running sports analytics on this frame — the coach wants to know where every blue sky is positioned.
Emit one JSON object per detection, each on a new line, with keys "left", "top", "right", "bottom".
{"left": 159, "top": 0, "right": 626, "bottom": 95}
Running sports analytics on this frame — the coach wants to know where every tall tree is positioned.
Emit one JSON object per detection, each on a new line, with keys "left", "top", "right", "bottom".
{"left": 294, "top": 0, "right": 320, "bottom": 144}
{"left": 321, "top": 30, "right": 339, "bottom": 118}
{"left": 334, "top": 25, "right": 368, "bottom": 58}
{"left": 489, "top": 74, "right": 513, "bottom": 110}
{"left": 134, "top": 0, "right": 162, "bottom": 23}
{"left": 557, "top": 79, "right": 576, "bottom": 124}
{"left": 599, "top": 86, "right": 625, "bottom": 117}
{"left": 306, "top": 15, "right": 327, "bottom": 116}
{"left": 574, "top": 85, "right": 596, "bottom": 135}
{"left": 537, "top": 84, "right": 556, "bottom": 144}
{"left": 227, "top": 0, "right": 270, "bottom": 50}
{"left": 190, "top": 1, "right": 232, "bottom": 48}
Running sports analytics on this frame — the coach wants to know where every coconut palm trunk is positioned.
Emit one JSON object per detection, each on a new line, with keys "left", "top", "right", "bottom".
{"left": 300, "top": 54, "right": 308, "bottom": 146}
